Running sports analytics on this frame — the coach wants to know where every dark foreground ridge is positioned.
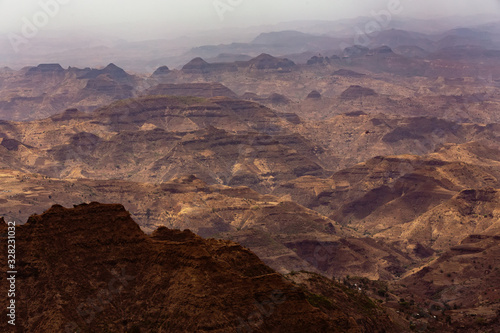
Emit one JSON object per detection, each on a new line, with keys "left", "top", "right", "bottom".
{"left": 0, "top": 203, "right": 405, "bottom": 332}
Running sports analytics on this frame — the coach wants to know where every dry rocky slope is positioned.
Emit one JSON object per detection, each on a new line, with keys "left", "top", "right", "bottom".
{"left": 294, "top": 113, "right": 500, "bottom": 170}
{"left": 0, "top": 94, "right": 499, "bottom": 280}
{"left": 273, "top": 141, "right": 500, "bottom": 251}
{"left": 393, "top": 234, "right": 500, "bottom": 332}
{"left": 151, "top": 47, "right": 500, "bottom": 123}
{"left": 0, "top": 170, "right": 413, "bottom": 281}
{"left": 0, "top": 63, "right": 139, "bottom": 120}
{"left": 0, "top": 203, "right": 407, "bottom": 332}
{"left": 1, "top": 142, "right": 497, "bottom": 331}
{"left": 0, "top": 96, "right": 324, "bottom": 193}
{"left": 3, "top": 42, "right": 500, "bottom": 124}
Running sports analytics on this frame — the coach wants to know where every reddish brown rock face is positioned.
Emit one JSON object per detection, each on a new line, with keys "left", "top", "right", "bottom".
{"left": 0, "top": 203, "right": 404, "bottom": 332}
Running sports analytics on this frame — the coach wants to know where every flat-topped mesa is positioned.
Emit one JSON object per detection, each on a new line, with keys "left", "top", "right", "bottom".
{"left": 340, "top": 85, "right": 377, "bottom": 100}
{"left": 306, "top": 90, "right": 322, "bottom": 99}
{"left": 247, "top": 53, "right": 296, "bottom": 70}
{"left": 88, "top": 94, "right": 298, "bottom": 135}
{"left": 369, "top": 45, "right": 395, "bottom": 56}
{"left": 24, "top": 203, "right": 145, "bottom": 238}
{"left": 332, "top": 69, "right": 366, "bottom": 78}
{"left": 143, "top": 83, "right": 238, "bottom": 98}
{"left": 181, "top": 54, "right": 296, "bottom": 74}
{"left": 241, "top": 92, "right": 291, "bottom": 105}
{"left": 25, "top": 63, "right": 65, "bottom": 75}
{"left": 307, "top": 55, "right": 338, "bottom": 65}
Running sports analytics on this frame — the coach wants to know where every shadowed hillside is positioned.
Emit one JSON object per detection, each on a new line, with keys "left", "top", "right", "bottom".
{"left": 0, "top": 203, "right": 406, "bottom": 332}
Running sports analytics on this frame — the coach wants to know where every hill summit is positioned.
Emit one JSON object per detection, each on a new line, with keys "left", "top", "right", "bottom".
{"left": 0, "top": 202, "right": 404, "bottom": 332}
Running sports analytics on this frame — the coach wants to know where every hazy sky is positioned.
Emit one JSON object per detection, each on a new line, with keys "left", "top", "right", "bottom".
{"left": 0, "top": 0, "right": 499, "bottom": 39}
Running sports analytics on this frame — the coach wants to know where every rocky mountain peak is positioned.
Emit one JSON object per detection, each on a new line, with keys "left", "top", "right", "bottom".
{"left": 151, "top": 65, "right": 170, "bottom": 76}
{"left": 0, "top": 202, "right": 402, "bottom": 332}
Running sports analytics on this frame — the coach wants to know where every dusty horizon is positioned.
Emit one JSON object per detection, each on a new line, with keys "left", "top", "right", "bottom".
{"left": 1, "top": 0, "right": 499, "bottom": 41}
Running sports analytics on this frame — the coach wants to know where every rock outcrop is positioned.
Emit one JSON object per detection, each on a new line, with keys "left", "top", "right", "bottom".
{"left": 144, "top": 83, "right": 238, "bottom": 98}
{"left": 151, "top": 65, "right": 171, "bottom": 77}
{"left": 340, "top": 85, "right": 377, "bottom": 100}
{"left": 181, "top": 54, "right": 296, "bottom": 74}
{"left": 0, "top": 203, "right": 404, "bottom": 332}
{"left": 78, "top": 63, "right": 134, "bottom": 83}
{"left": 25, "top": 63, "right": 65, "bottom": 75}
{"left": 306, "top": 90, "right": 322, "bottom": 99}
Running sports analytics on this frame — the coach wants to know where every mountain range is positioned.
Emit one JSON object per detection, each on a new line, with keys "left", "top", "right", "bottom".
{"left": 1, "top": 16, "right": 500, "bottom": 332}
